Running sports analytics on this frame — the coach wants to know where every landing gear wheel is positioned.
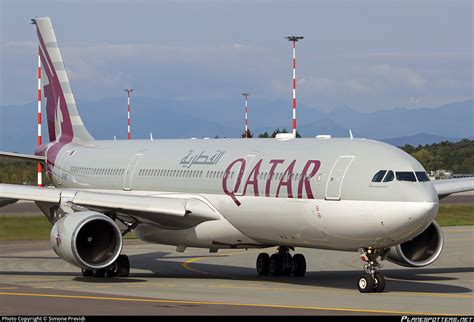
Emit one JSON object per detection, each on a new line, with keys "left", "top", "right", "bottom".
{"left": 292, "top": 254, "right": 306, "bottom": 277}
{"left": 358, "top": 248, "right": 389, "bottom": 293}
{"left": 256, "top": 253, "right": 270, "bottom": 276}
{"left": 106, "top": 262, "right": 119, "bottom": 277}
{"left": 92, "top": 268, "right": 106, "bottom": 278}
{"left": 81, "top": 268, "right": 93, "bottom": 277}
{"left": 282, "top": 254, "right": 293, "bottom": 276}
{"left": 107, "top": 255, "right": 130, "bottom": 277}
{"left": 269, "top": 254, "right": 283, "bottom": 276}
{"left": 373, "top": 272, "right": 386, "bottom": 293}
{"left": 116, "top": 254, "right": 130, "bottom": 277}
{"left": 357, "top": 273, "right": 375, "bottom": 293}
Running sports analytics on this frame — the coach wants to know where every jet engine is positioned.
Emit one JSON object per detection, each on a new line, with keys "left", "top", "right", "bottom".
{"left": 50, "top": 211, "right": 122, "bottom": 269}
{"left": 388, "top": 221, "right": 443, "bottom": 267}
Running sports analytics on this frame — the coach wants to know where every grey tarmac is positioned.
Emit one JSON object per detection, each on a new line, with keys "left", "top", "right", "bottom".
{"left": 440, "top": 191, "right": 474, "bottom": 204}
{"left": 0, "top": 226, "right": 473, "bottom": 315}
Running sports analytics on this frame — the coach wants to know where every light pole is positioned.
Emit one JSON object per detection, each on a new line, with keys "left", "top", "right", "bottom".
{"left": 285, "top": 36, "right": 303, "bottom": 137}
{"left": 242, "top": 93, "right": 251, "bottom": 139}
{"left": 124, "top": 88, "right": 133, "bottom": 140}
{"left": 37, "top": 45, "right": 42, "bottom": 186}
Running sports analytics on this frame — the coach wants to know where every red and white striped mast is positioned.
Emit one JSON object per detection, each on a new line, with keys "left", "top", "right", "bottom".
{"left": 242, "top": 93, "right": 250, "bottom": 139}
{"left": 285, "top": 35, "right": 303, "bottom": 137}
{"left": 37, "top": 45, "right": 43, "bottom": 186}
{"left": 124, "top": 88, "right": 133, "bottom": 140}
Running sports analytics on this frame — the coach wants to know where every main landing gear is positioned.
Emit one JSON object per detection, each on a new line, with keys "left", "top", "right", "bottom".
{"left": 357, "top": 248, "right": 387, "bottom": 293}
{"left": 256, "top": 246, "right": 306, "bottom": 277}
{"left": 81, "top": 254, "right": 130, "bottom": 278}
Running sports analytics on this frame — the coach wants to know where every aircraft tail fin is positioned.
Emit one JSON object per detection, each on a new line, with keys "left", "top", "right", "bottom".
{"left": 31, "top": 17, "right": 94, "bottom": 143}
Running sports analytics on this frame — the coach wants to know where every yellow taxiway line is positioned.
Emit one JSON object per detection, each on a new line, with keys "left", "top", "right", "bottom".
{"left": 0, "top": 291, "right": 462, "bottom": 316}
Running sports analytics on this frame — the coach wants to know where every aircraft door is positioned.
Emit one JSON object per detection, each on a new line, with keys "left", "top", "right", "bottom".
{"left": 123, "top": 153, "right": 143, "bottom": 191}
{"left": 325, "top": 156, "right": 355, "bottom": 200}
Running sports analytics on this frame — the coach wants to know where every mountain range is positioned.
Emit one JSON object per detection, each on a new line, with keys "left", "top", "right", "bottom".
{"left": 1, "top": 98, "right": 472, "bottom": 153}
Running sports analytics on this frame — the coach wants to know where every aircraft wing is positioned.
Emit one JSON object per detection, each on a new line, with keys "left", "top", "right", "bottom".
{"left": 0, "top": 151, "right": 46, "bottom": 162}
{"left": 432, "top": 177, "right": 474, "bottom": 199}
{"left": 0, "top": 183, "right": 220, "bottom": 229}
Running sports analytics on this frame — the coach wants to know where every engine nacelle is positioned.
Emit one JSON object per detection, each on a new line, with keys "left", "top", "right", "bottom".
{"left": 50, "top": 211, "right": 122, "bottom": 269}
{"left": 388, "top": 221, "right": 443, "bottom": 267}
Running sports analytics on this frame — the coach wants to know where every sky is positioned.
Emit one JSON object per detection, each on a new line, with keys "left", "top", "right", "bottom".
{"left": 0, "top": 0, "right": 472, "bottom": 112}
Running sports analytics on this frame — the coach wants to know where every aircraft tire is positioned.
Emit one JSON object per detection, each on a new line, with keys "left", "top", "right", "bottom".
{"left": 116, "top": 254, "right": 130, "bottom": 277}
{"left": 269, "top": 254, "right": 283, "bottom": 276}
{"left": 292, "top": 254, "right": 306, "bottom": 277}
{"left": 92, "top": 268, "right": 106, "bottom": 278}
{"left": 357, "top": 273, "right": 375, "bottom": 293}
{"left": 373, "top": 272, "right": 386, "bottom": 292}
{"left": 256, "top": 253, "right": 270, "bottom": 276}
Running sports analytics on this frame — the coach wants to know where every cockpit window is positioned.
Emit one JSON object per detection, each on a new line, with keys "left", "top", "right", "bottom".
{"left": 383, "top": 170, "right": 394, "bottom": 182}
{"left": 415, "top": 171, "right": 430, "bottom": 182}
{"left": 396, "top": 171, "right": 417, "bottom": 182}
{"left": 371, "top": 170, "right": 387, "bottom": 182}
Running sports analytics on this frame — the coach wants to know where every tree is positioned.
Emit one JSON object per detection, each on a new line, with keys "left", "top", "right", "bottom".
{"left": 398, "top": 139, "right": 474, "bottom": 173}
{"left": 258, "top": 132, "right": 270, "bottom": 138}
{"left": 240, "top": 129, "right": 253, "bottom": 138}
{"left": 461, "top": 156, "right": 474, "bottom": 173}
{"left": 412, "top": 149, "right": 433, "bottom": 169}
{"left": 400, "top": 144, "right": 415, "bottom": 154}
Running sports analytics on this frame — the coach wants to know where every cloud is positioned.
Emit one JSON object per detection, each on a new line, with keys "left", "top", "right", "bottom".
{"left": 1, "top": 40, "right": 471, "bottom": 111}
{"left": 369, "top": 64, "right": 427, "bottom": 89}
{"left": 59, "top": 42, "right": 264, "bottom": 67}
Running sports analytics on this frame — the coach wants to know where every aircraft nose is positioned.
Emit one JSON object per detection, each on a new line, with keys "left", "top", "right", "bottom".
{"left": 402, "top": 199, "right": 438, "bottom": 225}
{"left": 398, "top": 183, "right": 439, "bottom": 238}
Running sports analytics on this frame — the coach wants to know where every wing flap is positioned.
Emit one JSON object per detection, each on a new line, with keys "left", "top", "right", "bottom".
{"left": 73, "top": 191, "right": 187, "bottom": 217}
{"left": 72, "top": 191, "right": 220, "bottom": 227}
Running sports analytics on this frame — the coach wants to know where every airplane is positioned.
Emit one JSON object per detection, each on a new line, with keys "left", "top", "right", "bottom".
{"left": 1, "top": 17, "right": 473, "bottom": 293}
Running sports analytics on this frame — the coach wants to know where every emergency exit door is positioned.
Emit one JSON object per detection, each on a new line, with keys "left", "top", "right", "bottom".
{"left": 325, "top": 156, "right": 354, "bottom": 200}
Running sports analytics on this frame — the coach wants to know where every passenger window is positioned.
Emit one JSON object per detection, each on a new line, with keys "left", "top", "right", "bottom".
{"left": 371, "top": 170, "right": 387, "bottom": 182}
{"left": 396, "top": 171, "right": 417, "bottom": 182}
{"left": 415, "top": 171, "right": 430, "bottom": 182}
{"left": 383, "top": 170, "right": 394, "bottom": 182}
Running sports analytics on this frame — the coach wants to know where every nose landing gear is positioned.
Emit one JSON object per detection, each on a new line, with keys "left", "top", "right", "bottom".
{"left": 357, "top": 248, "right": 388, "bottom": 293}
{"left": 256, "top": 246, "right": 306, "bottom": 277}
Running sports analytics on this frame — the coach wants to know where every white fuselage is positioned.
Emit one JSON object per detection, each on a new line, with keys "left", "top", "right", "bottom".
{"left": 47, "top": 137, "right": 439, "bottom": 251}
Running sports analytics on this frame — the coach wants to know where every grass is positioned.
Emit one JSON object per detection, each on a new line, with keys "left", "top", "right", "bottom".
{"left": 435, "top": 204, "right": 474, "bottom": 226}
{"left": 0, "top": 216, "right": 52, "bottom": 240}
{"left": 0, "top": 204, "right": 472, "bottom": 241}
{"left": 0, "top": 215, "right": 137, "bottom": 241}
